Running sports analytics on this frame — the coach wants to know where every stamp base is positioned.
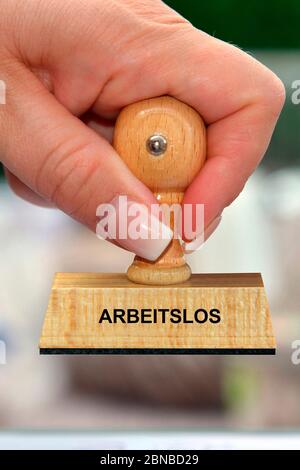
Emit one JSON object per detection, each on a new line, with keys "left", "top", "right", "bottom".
{"left": 39, "top": 272, "right": 276, "bottom": 354}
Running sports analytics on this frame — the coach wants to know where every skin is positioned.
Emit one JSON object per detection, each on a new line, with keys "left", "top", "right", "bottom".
{"left": 0, "top": 0, "right": 285, "bottom": 251}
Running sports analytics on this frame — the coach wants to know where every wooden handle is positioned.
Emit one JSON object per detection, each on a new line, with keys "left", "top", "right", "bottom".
{"left": 113, "top": 96, "right": 206, "bottom": 285}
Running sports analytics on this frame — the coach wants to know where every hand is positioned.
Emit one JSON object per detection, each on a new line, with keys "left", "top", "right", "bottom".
{"left": 0, "top": 0, "right": 285, "bottom": 259}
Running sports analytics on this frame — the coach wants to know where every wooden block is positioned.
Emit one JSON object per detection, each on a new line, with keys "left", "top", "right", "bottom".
{"left": 39, "top": 272, "right": 276, "bottom": 355}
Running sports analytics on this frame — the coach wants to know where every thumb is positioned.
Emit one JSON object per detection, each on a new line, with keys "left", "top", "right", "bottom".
{"left": 0, "top": 59, "right": 172, "bottom": 261}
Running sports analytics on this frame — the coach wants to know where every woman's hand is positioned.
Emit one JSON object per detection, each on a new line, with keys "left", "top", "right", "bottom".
{"left": 0, "top": 0, "right": 285, "bottom": 259}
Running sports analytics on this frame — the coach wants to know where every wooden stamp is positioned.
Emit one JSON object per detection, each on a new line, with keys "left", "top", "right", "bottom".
{"left": 39, "top": 97, "right": 276, "bottom": 355}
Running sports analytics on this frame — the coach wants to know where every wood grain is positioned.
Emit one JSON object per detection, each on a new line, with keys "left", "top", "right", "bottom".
{"left": 113, "top": 96, "right": 206, "bottom": 285}
{"left": 40, "top": 273, "right": 275, "bottom": 352}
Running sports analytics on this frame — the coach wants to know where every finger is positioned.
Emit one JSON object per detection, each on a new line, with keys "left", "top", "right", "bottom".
{"left": 4, "top": 113, "right": 115, "bottom": 208}
{"left": 81, "top": 112, "right": 115, "bottom": 144}
{"left": 183, "top": 99, "right": 283, "bottom": 232}
{"left": 4, "top": 167, "right": 54, "bottom": 207}
{"left": 0, "top": 58, "right": 172, "bottom": 261}
{"left": 167, "top": 35, "right": 286, "bottom": 236}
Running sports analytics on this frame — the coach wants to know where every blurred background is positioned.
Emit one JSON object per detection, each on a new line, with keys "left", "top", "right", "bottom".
{"left": 0, "top": 0, "right": 300, "bottom": 442}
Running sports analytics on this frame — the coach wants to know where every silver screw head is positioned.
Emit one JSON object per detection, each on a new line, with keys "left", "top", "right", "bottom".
{"left": 146, "top": 134, "right": 167, "bottom": 156}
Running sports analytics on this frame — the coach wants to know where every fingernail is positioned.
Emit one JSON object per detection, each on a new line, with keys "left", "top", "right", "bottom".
{"left": 96, "top": 195, "right": 173, "bottom": 261}
{"left": 182, "top": 215, "right": 222, "bottom": 254}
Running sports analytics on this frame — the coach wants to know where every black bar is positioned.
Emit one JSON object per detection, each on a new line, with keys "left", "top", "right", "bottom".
{"left": 0, "top": 450, "right": 297, "bottom": 466}
{"left": 40, "top": 347, "right": 276, "bottom": 355}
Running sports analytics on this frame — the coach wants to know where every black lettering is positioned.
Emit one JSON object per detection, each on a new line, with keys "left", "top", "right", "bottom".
{"left": 141, "top": 309, "right": 153, "bottom": 323}
{"left": 153, "top": 308, "right": 157, "bottom": 323}
{"left": 209, "top": 308, "right": 221, "bottom": 323}
{"left": 99, "top": 308, "right": 112, "bottom": 323}
{"left": 182, "top": 308, "right": 193, "bottom": 323}
{"left": 159, "top": 308, "right": 169, "bottom": 323}
{"left": 114, "top": 309, "right": 126, "bottom": 323}
{"left": 127, "top": 309, "right": 139, "bottom": 323}
{"left": 170, "top": 309, "right": 182, "bottom": 324}
{"left": 195, "top": 308, "right": 208, "bottom": 323}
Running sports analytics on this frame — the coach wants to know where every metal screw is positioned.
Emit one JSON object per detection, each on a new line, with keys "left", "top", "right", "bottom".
{"left": 146, "top": 134, "right": 167, "bottom": 156}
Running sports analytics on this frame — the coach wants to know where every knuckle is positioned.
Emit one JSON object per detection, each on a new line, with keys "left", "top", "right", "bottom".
{"left": 220, "top": 44, "right": 286, "bottom": 118}
{"left": 36, "top": 139, "right": 99, "bottom": 221}
{"left": 254, "top": 66, "right": 286, "bottom": 116}
{"left": 262, "top": 70, "right": 286, "bottom": 112}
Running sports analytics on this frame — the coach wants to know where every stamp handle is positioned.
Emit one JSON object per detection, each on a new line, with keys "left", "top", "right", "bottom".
{"left": 113, "top": 96, "right": 206, "bottom": 285}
